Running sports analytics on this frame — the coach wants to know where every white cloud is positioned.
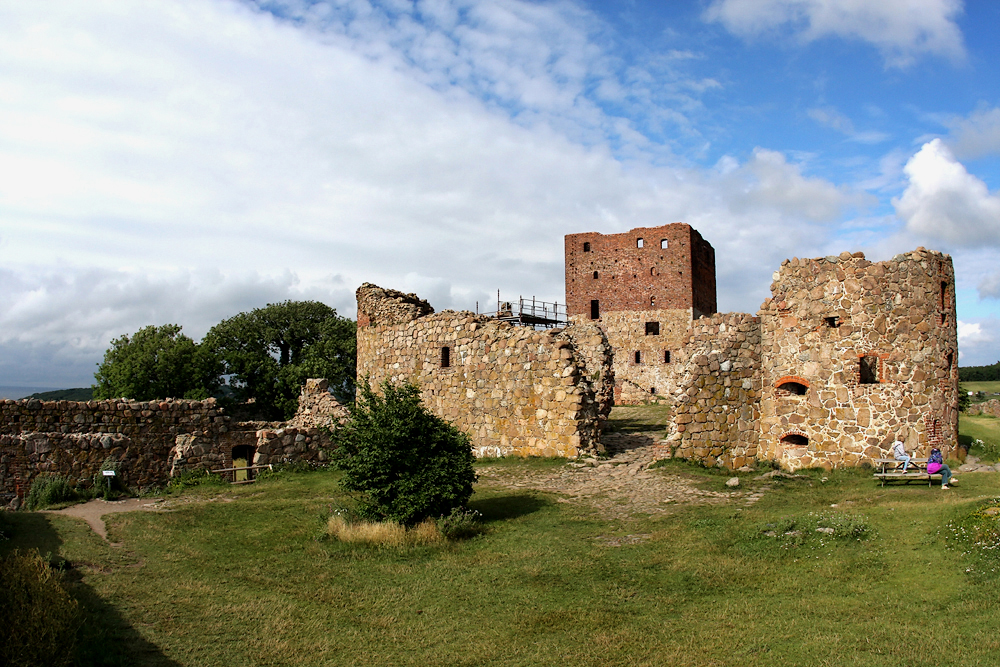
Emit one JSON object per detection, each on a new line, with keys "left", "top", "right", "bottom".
{"left": 979, "top": 273, "right": 1000, "bottom": 300}
{"left": 957, "top": 319, "right": 998, "bottom": 365}
{"left": 704, "top": 0, "right": 966, "bottom": 68}
{"left": 0, "top": 0, "right": 869, "bottom": 385}
{"left": 893, "top": 139, "right": 1000, "bottom": 246}
{"left": 946, "top": 105, "right": 1000, "bottom": 160}
{"left": 807, "top": 106, "right": 889, "bottom": 144}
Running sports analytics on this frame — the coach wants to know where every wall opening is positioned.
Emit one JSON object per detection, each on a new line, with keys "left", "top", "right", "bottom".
{"left": 645, "top": 321, "right": 660, "bottom": 335}
{"left": 650, "top": 387, "right": 657, "bottom": 395}
{"left": 650, "top": 267, "right": 655, "bottom": 276}
{"left": 637, "top": 238, "right": 644, "bottom": 248}
{"left": 650, "top": 296, "right": 655, "bottom": 308}
{"left": 232, "top": 445, "right": 255, "bottom": 482}
{"left": 590, "top": 299, "right": 600, "bottom": 320}
{"left": 776, "top": 381, "right": 808, "bottom": 396}
{"left": 634, "top": 350, "right": 641, "bottom": 364}
{"left": 859, "top": 355, "right": 879, "bottom": 384}
{"left": 660, "top": 239, "right": 668, "bottom": 249}
{"left": 583, "top": 241, "right": 590, "bottom": 252}
{"left": 663, "top": 350, "right": 671, "bottom": 363}
{"left": 825, "top": 316, "right": 840, "bottom": 328}
{"left": 441, "top": 346, "right": 451, "bottom": 368}
{"left": 593, "top": 271, "right": 598, "bottom": 279}
{"left": 947, "top": 351, "right": 954, "bottom": 373}
{"left": 941, "top": 281, "right": 949, "bottom": 324}
{"left": 780, "top": 434, "right": 809, "bottom": 447}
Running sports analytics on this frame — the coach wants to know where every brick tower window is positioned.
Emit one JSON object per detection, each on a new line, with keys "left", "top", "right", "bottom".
{"left": 664, "top": 350, "right": 671, "bottom": 363}
{"left": 660, "top": 239, "right": 668, "bottom": 249}
{"left": 593, "top": 271, "right": 598, "bottom": 279}
{"left": 650, "top": 296, "right": 655, "bottom": 308}
{"left": 859, "top": 355, "right": 878, "bottom": 384}
{"left": 645, "top": 321, "right": 660, "bottom": 335}
{"left": 637, "top": 238, "right": 644, "bottom": 248}
{"left": 634, "top": 351, "right": 642, "bottom": 364}
{"left": 590, "top": 299, "right": 600, "bottom": 320}
{"left": 441, "top": 346, "right": 451, "bottom": 368}
{"left": 583, "top": 241, "right": 590, "bottom": 252}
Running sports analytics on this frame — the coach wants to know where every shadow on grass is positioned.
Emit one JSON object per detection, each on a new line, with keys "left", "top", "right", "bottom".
{"left": 469, "top": 493, "right": 550, "bottom": 523}
{"left": 2, "top": 512, "right": 181, "bottom": 667}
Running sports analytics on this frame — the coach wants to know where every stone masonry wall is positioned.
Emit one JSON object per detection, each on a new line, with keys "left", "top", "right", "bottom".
{"left": 663, "top": 313, "right": 762, "bottom": 469}
{"left": 357, "top": 283, "right": 613, "bottom": 458}
{"left": 758, "top": 249, "right": 959, "bottom": 470}
{"left": 967, "top": 399, "right": 1000, "bottom": 418}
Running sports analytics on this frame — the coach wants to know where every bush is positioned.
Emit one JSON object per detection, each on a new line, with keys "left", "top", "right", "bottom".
{"left": 437, "top": 507, "right": 484, "bottom": 540}
{"left": 92, "top": 457, "right": 124, "bottom": 500}
{"left": 0, "top": 550, "right": 81, "bottom": 667}
{"left": 25, "top": 475, "right": 76, "bottom": 510}
{"left": 165, "top": 468, "right": 227, "bottom": 493}
{"left": 331, "top": 379, "right": 477, "bottom": 526}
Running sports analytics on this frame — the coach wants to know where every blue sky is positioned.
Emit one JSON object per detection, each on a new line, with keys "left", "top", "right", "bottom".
{"left": 0, "top": 0, "right": 998, "bottom": 388}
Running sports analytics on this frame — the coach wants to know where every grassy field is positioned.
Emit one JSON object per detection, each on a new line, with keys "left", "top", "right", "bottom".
{"left": 4, "top": 455, "right": 1000, "bottom": 666}
{"left": 959, "top": 413, "right": 1000, "bottom": 462}
{"left": 962, "top": 381, "right": 1000, "bottom": 399}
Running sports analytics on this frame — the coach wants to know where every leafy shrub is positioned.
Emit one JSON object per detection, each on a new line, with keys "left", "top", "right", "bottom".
{"left": 166, "top": 468, "right": 227, "bottom": 493}
{"left": 331, "top": 379, "right": 477, "bottom": 526}
{"left": 92, "top": 457, "right": 124, "bottom": 500}
{"left": 437, "top": 507, "right": 484, "bottom": 540}
{"left": 25, "top": 475, "right": 76, "bottom": 510}
{"left": 0, "top": 549, "right": 81, "bottom": 667}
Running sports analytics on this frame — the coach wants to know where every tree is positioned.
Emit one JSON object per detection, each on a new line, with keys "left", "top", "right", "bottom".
{"left": 93, "top": 324, "right": 221, "bottom": 401}
{"left": 204, "top": 300, "right": 356, "bottom": 420}
{"left": 331, "top": 379, "right": 477, "bottom": 525}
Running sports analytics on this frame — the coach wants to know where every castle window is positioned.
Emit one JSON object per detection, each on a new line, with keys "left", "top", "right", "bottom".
{"left": 941, "top": 281, "right": 949, "bottom": 324}
{"left": 645, "top": 321, "right": 660, "bottom": 335}
{"left": 637, "top": 238, "right": 644, "bottom": 248}
{"left": 825, "top": 316, "right": 840, "bottom": 328}
{"left": 947, "top": 351, "right": 954, "bottom": 372}
{"left": 776, "top": 380, "right": 807, "bottom": 396}
{"left": 661, "top": 239, "right": 668, "bottom": 249}
{"left": 441, "top": 346, "right": 451, "bottom": 368}
{"left": 583, "top": 242, "right": 591, "bottom": 252}
{"left": 634, "top": 351, "right": 642, "bottom": 364}
{"left": 859, "top": 355, "right": 879, "bottom": 384}
{"left": 650, "top": 387, "right": 657, "bottom": 395}
{"left": 650, "top": 267, "right": 655, "bottom": 276}
{"left": 590, "top": 299, "right": 600, "bottom": 320}
{"left": 664, "top": 350, "right": 671, "bottom": 363}
{"left": 593, "top": 271, "right": 598, "bottom": 279}
{"left": 780, "top": 433, "right": 809, "bottom": 447}
{"left": 650, "top": 296, "right": 655, "bottom": 308}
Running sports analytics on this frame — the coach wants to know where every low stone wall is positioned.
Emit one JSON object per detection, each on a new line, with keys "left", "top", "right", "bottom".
{"left": 664, "top": 313, "right": 762, "bottom": 469}
{"left": 357, "top": 283, "right": 614, "bottom": 458}
{"left": 967, "top": 399, "right": 1000, "bottom": 418}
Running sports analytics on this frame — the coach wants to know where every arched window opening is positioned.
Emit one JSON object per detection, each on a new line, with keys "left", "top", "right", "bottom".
{"left": 780, "top": 433, "right": 809, "bottom": 447}
{"left": 441, "top": 346, "right": 451, "bottom": 368}
{"left": 776, "top": 381, "right": 808, "bottom": 396}
{"left": 637, "top": 238, "right": 644, "bottom": 248}
{"left": 660, "top": 239, "right": 668, "bottom": 249}
{"left": 583, "top": 241, "right": 591, "bottom": 252}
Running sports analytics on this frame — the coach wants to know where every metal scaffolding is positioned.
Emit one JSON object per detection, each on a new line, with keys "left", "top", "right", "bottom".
{"left": 484, "top": 291, "right": 567, "bottom": 329}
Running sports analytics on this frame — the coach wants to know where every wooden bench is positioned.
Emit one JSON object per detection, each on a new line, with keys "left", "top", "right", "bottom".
{"left": 873, "top": 458, "right": 942, "bottom": 487}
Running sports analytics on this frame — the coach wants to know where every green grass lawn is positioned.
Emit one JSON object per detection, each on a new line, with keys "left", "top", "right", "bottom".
{"left": 4, "top": 459, "right": 1000, "bottom": 667}
{"left": 959, "top": 413, "right": 1000, "bottom": 462}
{"left": 962, "top": 381, "right": 1000, "bottom": 399}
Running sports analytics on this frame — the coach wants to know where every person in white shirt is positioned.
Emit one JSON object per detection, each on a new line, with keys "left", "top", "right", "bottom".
{"left": 892, "top": 440, "right": 910, "bottom": 473}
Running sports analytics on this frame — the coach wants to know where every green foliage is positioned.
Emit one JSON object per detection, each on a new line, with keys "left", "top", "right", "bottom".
{"left": 436, "top": 507, "right": 485, "bottom": 540}
{"left": 92, "top": 457, "right": 124, "bottom": 500}
{"left": 166, "top": 468, "right": 227, "bottom": 493}
{"left": 27, "top": 387, "right": 94, "bottom": 401}
{"left": 958, "top": 383, "right": 971, "bottom": 412}
{"left": 0, "top": 549, "right": 81, "bottom": 667}
{"left": 93, "top": 324, "right": 222, "bottom": 401}
{"left": 205, "top": 300, "right": 356, "bottom": 420}
{"left": 332, "top": 379, "right": 477, "bottom": 525}
{"left": 25, "top": 475, "right": 76, "bottom": 510}
{"left": 960, "top": 361, "right": 1000, "bottom": 382}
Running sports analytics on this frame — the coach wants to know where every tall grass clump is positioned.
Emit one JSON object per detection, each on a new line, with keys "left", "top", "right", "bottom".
{"left": 25, "top": 474, "right": 76, "bottom": 510}
{"left": 326, "top": 514, "right": 443, "bottom": 547}
{"left": 0, "top": 549, "right": 81, "bottom": 667}
{"left": 331, "top": 379, "right": 477, "bottom": 526}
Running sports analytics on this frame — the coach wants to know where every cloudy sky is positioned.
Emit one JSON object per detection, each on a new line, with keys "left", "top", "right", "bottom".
{"left": 2, "top": 0, "right": 999, "bottom": 389}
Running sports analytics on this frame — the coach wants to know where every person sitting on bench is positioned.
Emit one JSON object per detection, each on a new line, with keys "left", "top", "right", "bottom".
{"left": 892, "top": 440, "right": 911, "bottom": 473}
{"left": 927, "top": 447, "right": 958, "bottom": 490}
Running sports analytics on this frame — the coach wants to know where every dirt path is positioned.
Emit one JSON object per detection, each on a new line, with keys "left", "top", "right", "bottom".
{"left": 45, "top": 497, "right": 171, "bottom": 541}
{"left": 477, "top": 432, "right": 765, "bottom": 520}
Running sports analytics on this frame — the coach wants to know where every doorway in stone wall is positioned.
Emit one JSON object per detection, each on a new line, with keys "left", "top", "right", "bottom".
{"left": 232, "top": 445, "right": 255, "bottom": 482}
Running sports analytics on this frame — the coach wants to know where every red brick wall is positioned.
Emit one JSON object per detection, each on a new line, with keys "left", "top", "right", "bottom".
{"left": 564, "top": 223, "right": 716, "bottom": 318}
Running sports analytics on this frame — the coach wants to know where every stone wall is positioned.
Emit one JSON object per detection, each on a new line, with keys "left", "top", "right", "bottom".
{"left": 967, "top": 399, "right": 1000, "bottom": 418}
{"left": 357, "top": 283, "right": 613, "bottom": 458}
{"left": 663, "top": 313, "right": 762, "bottom": 469}
{"left": 758, "top": 249, "right": 959, "bottom": 470}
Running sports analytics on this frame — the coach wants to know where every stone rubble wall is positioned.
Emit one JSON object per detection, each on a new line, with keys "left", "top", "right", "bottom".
{"left": 663, "top": 313, "right": 762, "bottom": 469}
{"left": 1, "top": 382, "right": 347, "bottom": 502}
{"left": 967, "top": 399, "right": 1000, "bottom": 418}
{"left": 357, "top": 284, "right": 614, "bottom": 458}
{"left": 758, "top": 249, "right": 959, "bottom": 470}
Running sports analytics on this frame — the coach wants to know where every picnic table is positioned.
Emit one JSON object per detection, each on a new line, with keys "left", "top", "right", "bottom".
{"left": 873, "top": 458, "right": 942, "bottom": 487}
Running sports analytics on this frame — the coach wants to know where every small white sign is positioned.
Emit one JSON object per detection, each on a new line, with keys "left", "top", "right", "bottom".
{"left": 102, "top": 470, "right": 116, "bottom": 477}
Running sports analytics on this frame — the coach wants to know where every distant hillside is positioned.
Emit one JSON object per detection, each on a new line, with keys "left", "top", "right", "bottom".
{"left": 960, "top": 362, "right": 1000, "bottom": 382}
{"left": 27, "top": 387, "right": 94, "bottom": 401}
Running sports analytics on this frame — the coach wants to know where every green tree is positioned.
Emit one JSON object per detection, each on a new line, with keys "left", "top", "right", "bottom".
{"left": 93, "top": 324, "right": 221, "bottom": 401}
{"left": 204, "top": 300, "right": 356, "bottom": 419}
{"left": 331, "top": 379, "right": 477, "bottom": 526}
{"left": 959, "top": 384, "right": 971, "bottom": 412}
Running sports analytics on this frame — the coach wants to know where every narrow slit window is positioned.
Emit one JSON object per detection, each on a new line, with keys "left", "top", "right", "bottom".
{"left": 645, "top": 321, "right": 660, "bottom": 335}
{"left": 637, "top": 238, "right": 644, "bottom": 248}
{"left": 590, "top": 299, "right": 600, "bottom": 320}
{"left": 650, "top": 267, "right": 655, "bottom": 276}
{"left": 593, "top": 271, "right": 598, "bottom": 279}
{"left": 660, "top": 239, "right": 668, "bottom": 249}
{"left": 650, "top": 387, "right": 657, "bottom": 395}
{"left": 441, "top": 346, "right": 450, "bottom": 368}
{"left": 650, "top": 296, "right": 655, "bottom": 308}
{"left": 634, "top": 351, "right": 642, "bottom": 364}
{"left": 583, "top": 241, "right": 591, "bottom": 252}
{"left": 663, "top": 350, "right": 671, "bottom": 363}
{"left": 859, "top": 355, "right": 879, "bottom": 384}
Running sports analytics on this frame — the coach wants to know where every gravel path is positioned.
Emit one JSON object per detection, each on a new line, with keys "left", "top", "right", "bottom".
{"left": 45, "top": 497, "right": 171, "bottom": 541}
